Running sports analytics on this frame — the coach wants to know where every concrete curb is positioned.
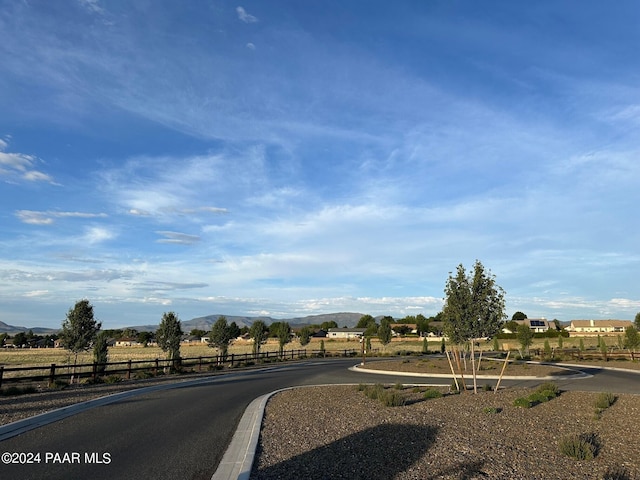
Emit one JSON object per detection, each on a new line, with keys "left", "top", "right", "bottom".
{"left": 349, "top": 364, "right": 591, "bottom": 381}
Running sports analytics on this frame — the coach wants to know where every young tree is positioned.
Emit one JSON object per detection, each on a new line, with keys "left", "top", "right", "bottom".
{"left": 209, "top": 316, "right": 233, "bottom": 359}
{"left": 250, "top": 320, "right": 268, "bottom": 356}
{"left": 635, "top": 312, "right": 640, "bottom": 330}
{"left": 156, "top": 312, "right": 183, "bottom": 371}
{"left": 416, "top": 314, "right": 430, "bottom": 336}
{"left": 516, "top": 324, "right": 533, "bottom": 358}
{"left": 624, "top": 325, "right": 640, "bottom": 361}
{"left": 60, "top": 299, "right": 102, "bottom": 383}
{"left": 512, "top": 311, "right": 527, "bottom": 321}
{"left": 93, "top": 331, "right": 109, "bottom": 375}
{"left": 276, "top": 322, "right": 291, "bottom": 357}
{"left": 298, "top": 326, "right": 311, "bottom": 347}
{"left": 442, "top": 260, "right": 506, "bottom": 392}
{"left": 378, "top": 316, "right": 393, "bottom": 348}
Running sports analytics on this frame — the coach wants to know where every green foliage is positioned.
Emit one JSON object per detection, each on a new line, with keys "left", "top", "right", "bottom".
{"left": 423, "top": 388, "right": 443, "bottom": 399}
{"left": 298, "top": 326, "right": 311, "bottom": 346}
{"left": 493, "top": 337, "right": 500, "bottom": 351}
{"left": 483, "top": 406, "right": 501, "bottom": 414}
{"left": 104, "top": 374, "right": 122, "bottom": 384}
{"left": 209, "top": 316, "right": 233, "bottom": 357}
{"left": 49, "top": 379, "right": 69, "bottom": 390}
{"left": 624, "top": 325, "right": 640, "bottom": 350}
{"left": 359, "top": 384, "right": 406, "bottom": 407}
{"left": 249, "top": 320, "right": 268, "bottom": 355}
{"left": 319, "top": 339, "right": 325, "bottom": 355}
{"left": 558, "top": 335, "right": 564, "bottom": 348}
{"left": 543, "top": 339, "right": 552, "bottom": 359}
{"left": 442, "top": 260, "right": 506, "bottom": 345}
{"left": 393, "top": 382, "right": 404, "bottom": 390}
{"left": 275, "top": 322, "right": 291, "bottom": 356}
{"left": 594, "top": 392, "right": 616, "bottom": 411}
{"left": 513, "top": 397, "right": 533, "bottom": 408}
{"left": 60, "top": 299, "right": 102, "bottom": 355}
{"left": 635, "top": 312, "right": 640, "bottom": 330}
{"left": 482, "top": 383, "right": 492, "bottom": 392}
{"left": 440, "top": 338, "right": 446, "bottom": 354}
{"left": 378, "top": 316, "right": 393, "bottom": 346}
{"left": 512, "top": 311, "right": 527, "bottom": 321}
{"left": 537, "top": 382, "right": 560, "bottom": 397}
{"left": 380, "top": 390, "right": 406, "bottom": 407}
{"left": 558, "top": 433, "right": 598, "bottom": 460}
{"left": 422, "top": 337, "right": 429, "bottom": 354}
{"left": 156, "top": 311, "right": 183, "bottom": 362}
{"left": 579, "top": 338, "right": 585, "bottom": 352}
{"left": 516, "top": 324, "right": 533, "bottom": 355}
{"left": 93, "top": 331, "right": 109, "bottom": 375}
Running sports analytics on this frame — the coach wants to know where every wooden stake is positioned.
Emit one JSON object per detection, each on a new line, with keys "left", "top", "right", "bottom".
{"left": 494, "top": 350, "right": 510, "bottom": 393}
{"left": 445, "top": 350, "right": 459, "bottom": 392}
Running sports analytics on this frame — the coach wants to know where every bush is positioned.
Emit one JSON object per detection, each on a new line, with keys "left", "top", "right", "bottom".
{"left": 1, "top": 385, "right": 37, "bottom": 396}
{"left": 104, "top": 375, "right": 122, "bottom": 384}
{"left": 558, "top": 433, "right": 598, "bottom": 460}
{"left": 49, "top": 379, "right": 69, "bottom": 390}
{"left": 594, "top": 392, "right": 616, "bottom": 410}
{"left": 602, "top": 466, "right": 630, "bottom": 480}
{"left": 380, "top": 390, "right": 406, "bottom": 407}
{"left": 482, "top": 383, "right": 492, "bottom": 392}
{"left": 483, "top": 406, "right": 501, "bottom": 414}
{"left": 513, "top": 397, "right": 533, "bottom": 408}
{"left": 393, "top": 382, "right": 404, "bottom": 390}
{"left": 423, "top": 388, "right": 443, "bottom": 400}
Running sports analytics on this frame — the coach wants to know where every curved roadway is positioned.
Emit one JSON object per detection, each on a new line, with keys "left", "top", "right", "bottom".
{"left": 1, "top": 358, "right": 638, "bottom": 480}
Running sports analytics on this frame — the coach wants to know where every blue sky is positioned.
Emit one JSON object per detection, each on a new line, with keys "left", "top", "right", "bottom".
{"left": 1, "top": 1, "right": 639, "bottom": 329}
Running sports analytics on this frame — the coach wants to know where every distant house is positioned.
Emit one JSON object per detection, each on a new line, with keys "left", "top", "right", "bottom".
{"left": 390, "top": 323, "right": 418, "bottom": 336}
{"left": 567, "top": 320, "right": 632, "bottom": 336}
{"left": 115, "top": 337, "right": 140, "bottom": 347}
{"left": 327, "top": 328, "right": 367, "bottom": 339}
{"left": 503, "top": 318, "right": 551, "bottom": 334}
{"left": 311, "top": 329, "right": 327, "bottom": 338}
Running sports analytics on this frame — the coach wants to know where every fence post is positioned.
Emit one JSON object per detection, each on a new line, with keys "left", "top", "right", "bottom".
{"left": 230, "top": 353, "right": 234, "bottom": 367}
{"left": 198, "top": 357, "right": 202, "bottom": 372}
{"left": 127, "top": 360, "right": 132, "bottom": 380}
{"left": 154, "top": 358, "right": 159, "bottom": 376}
{"left": 49, "top": 363, "right": 56, "bottom": 387}
{"left": 0, "top": 365, "right": 3, "bottom": 389}
{"left": 92, "top": 362, "right": 97, "bottom": 381}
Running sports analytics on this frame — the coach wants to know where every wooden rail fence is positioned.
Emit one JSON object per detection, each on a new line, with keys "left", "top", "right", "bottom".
{"left": 0, "top": 348, "right": 363, "bottom": 389}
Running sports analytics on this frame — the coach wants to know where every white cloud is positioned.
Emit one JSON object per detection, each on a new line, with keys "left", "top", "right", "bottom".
{"left": 246, "top": 43, "right": 256, "bottom": 50}
{"left": 15, "top": 210, "right": 108, "bottom": 225}
{"left": 77, "top": 0, "right": 104, "bottom": 15}
{"left": 84, "top": 226, "right": 115, "bottom": 244}
{"left": 0, "top": 141, "right": 56, "bottom": 184}
{"left": 155, "top": 231, "right": 201, "bottom": 245}
{"left": 236, "top": 6, "right": 258, "bottom": 23}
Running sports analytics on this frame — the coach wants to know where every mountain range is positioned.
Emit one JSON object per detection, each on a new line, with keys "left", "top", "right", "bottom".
{"left": 0, "top": 312, "right": 368, "bottom": 335}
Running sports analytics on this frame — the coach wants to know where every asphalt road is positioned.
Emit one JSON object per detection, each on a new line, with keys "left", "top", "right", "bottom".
{"left": 1, "top": 358, "right": 638, "bottom": 480}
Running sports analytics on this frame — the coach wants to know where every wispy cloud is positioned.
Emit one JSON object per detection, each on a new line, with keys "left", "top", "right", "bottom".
{"left": 16, "top": 210, "right": 108, "bottom": 225}
{"left": 0, "top": 141, "right": 56, "bottom": 184}
{"left": 236, "top": 6, "right": 258, "bottom": 23}
{"left": 155, "top": 231, "right": 201, "bottom": 245}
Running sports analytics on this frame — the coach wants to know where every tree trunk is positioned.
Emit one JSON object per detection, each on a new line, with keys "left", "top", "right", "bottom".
{"left": 471, "top": 340, "right": 478, "bottom": 394}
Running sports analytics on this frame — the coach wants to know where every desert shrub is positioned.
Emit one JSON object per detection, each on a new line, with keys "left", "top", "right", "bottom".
{"left": 482, "top": 383, "right": 492, "bottom": 392}
{"left": 1, "top": 385, "right": 37, "bottom": 396}
{"left": 104, "top": 375, "right": 122, "bottom": 384}
{"left": 483, "top": 406, "right": 501, "bottom": 414}
{"left": 594, "top": 392, "right": 616, "bottom": 410}
{"left": 513, "top": 396, "right": 533, "bottom": 408}
{"left": 393, "top": 382, "right": 404, "bottom": 390}
{"left": 423, "top": 388, "right": 443, "bottom": 400}
{"left": 449, "top": 381, "right": 460, "bottom": 394}
{"left": 602, "top": 466, "right": 630, "bottom": 480}
{"left": 380, "top": 390, "right": 406, "bottom": 407}
{"left": 363, "top": 384, "right": 385, "bottom": 401}
{"left": 537, "top": 382, "right": 560, "bottom": 398}
{"left": 357, "top": 383, "right": 368, "bottom": 392}
{"left": 49, "top": 379, "right": 69, "bottom": 390}
{"left": 558, "top": 433, "right": 598, "bottom": 460}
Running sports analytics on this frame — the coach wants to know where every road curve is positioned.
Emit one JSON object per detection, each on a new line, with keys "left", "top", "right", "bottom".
{"left": 1, "top": 358, "right": 638, "bottom": 480}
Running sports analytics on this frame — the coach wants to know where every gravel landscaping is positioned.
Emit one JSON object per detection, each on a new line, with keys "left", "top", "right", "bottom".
{"left": 252, "top": 384, "right": 639, "bottom": 480}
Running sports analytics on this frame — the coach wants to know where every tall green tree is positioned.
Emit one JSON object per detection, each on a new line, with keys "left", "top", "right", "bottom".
{"left": 624, "top": 325, "right": 640, "bottom": 360}
{"left": 416, "top": 314, "right": 430, "bottom": 336}
{"left": 442, "top": 260, "right": 506, "bottom": 393}
{"left": 61, "top": 299, "right": 102, "bottom": 383}
{"left": 93, "top": 331, "right": 109, "bottom": 375}
{"left": 378, "top": 316, "right": 393, "bottom": 348}
{"left": 276, "top": 322, "right": 291, "bottom": 357}
{"left": 635, "top": 312, "right": 640, "bottom": 330}
{"left": 298, "top": 326, "right": 311, "bottom": 347}
{"left": 156, "top": 312, "right": 183, "bottom": 370}
{"left": 250, "top": 320, "right": 268, "bottom": 355}
{"left": 516, "top": 324, "right": 533, "bottom": 357}
{"left": 512, "top": 311, "right": 527, "bottom": 321}
{"left": 209, "top": 316, "right": 233, "bottom": 359}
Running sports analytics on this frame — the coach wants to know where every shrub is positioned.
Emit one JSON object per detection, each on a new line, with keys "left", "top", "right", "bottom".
{"left": 482, "top": 383, "right": 492, "bottom": 392}
{"left": 537, "top": 382, "right": 560, "bottom": 398}
{"left": 602, "top": 466, "right": 630, "bottom": 480}
{"left": 1, "top": 385, "right": 37, "bottom": 396}
{"left": 558, "top": 433, "right": 598, "bottom": 460}
{"left": 393, "top": 382, "right": 404, "bottom": 390}
{"left": 483, "top": 406, "right": 501, "bottom": 414}
{"left": 380, "top": 390, "right": 405, "bottom": 407}
{"left": 49, "top": 379, "right": 69, "bottom": 390}
{"left": 594, "top": 392, "right": 616, "bottom": 410}
{"left": 513, "top": 397, "right": 533, "bottom": 408}
{"left": 423, "top": 388, "right": 443, "bottom": 400}
{"left": 104, "top": 375, "right": 122, "bottom": 384}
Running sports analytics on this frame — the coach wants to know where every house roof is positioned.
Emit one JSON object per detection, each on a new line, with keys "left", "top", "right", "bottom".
{"left": 570, "top": 320, "right": 632, "bottom": 328}
{"left": 327, "top": 328, "right": 367, "bottom": 333}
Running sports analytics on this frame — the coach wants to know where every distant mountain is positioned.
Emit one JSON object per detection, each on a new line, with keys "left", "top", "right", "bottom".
{"left": 0, "top": 320, "right": 58, "bottom": 335}
{"left": 129, "top": 312, "right": 368, "bottom": 333}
